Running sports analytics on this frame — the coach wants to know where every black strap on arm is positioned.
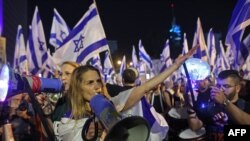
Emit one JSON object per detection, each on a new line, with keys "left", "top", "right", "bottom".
{"left": 82, "top": 115, "right": 98, "bottom": 141}
{"left": 23, "top": 77, "right": 55, "bottom": 141}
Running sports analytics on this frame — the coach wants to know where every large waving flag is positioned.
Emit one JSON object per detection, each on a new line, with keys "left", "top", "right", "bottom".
{"left": 192, "top": 17, "right": 209, "bottom": 62}
{"left": 207, "top": 28, "right": 217, "bottom": 72}
{"left": 27, "top": 6, "right": 48, "bottom": 75}
{"left": 103, "top": 51, "right": 115, "bottom": 83}
{"left": 13, "top": 25, "right": 28, "bottom": 74}
{"left": 53, "top": 3, "right": 109, "bottom": 65}
{"left": 225, "top": 0, "right": 250, "bottom": 69}
{"left": 49, "top": 8, "right": 71, "bottom": 49}
{"left": 138, "top": 40, "right": 153, "bottom": 70}
{"left": 132, "top": 45, "right": 138, "bottom": 68}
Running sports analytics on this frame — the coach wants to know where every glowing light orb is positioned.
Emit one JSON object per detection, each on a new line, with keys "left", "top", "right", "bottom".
{"left": 0, "top": 64, "right": 9, "bottom": 101}
{"left": 179, "top": 58, "right": 211, "bottom": 81}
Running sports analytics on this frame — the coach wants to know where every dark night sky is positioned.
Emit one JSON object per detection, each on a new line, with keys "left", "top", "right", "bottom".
{"left": 4, "top": 0, "right": 238, "bottom": 65}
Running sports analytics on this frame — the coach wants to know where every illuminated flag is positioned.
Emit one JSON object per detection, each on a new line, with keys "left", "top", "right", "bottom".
{"left": 53, "top": 3, "right": 109, "bottom": 65}
{"left": 49, "top": 8, "right": 70, "bottom": 48}
{"left": 225, "top": 0, "right": 250, "bottom": 69}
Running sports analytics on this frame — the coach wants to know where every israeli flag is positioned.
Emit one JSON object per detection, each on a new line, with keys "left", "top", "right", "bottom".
{"left": 49, "top": 8, "right": 71, "bottom": 48}
{"left": 138, "top": 40, "right": 153, "bottom": 70}
{"left": 27, "top": 6, "right": 48, "bottom": 75}
{"left": 182, "top": 33, "right": 189, "bottom": 55}
{"left": 207, "top": 28, "right": 216, "bottom": 71}
{"left": 225, "top": 0, "right": 250, "bottom": 69}
{"left": 192, "top": 18, "right": 209, "bottom": 62}
{"left": 103, "top": 51, "right": 115, "bottom": 83}
{"left": 132, "top": 45, "right": 138, "bottom": 68}
{"left": 160, "top": 39, "right": 172, "bottom": 73}
{"left": 13, "top": 25, "right": 28, "bottom": 74}
{"left": 53, "top": 3, "right": 109, "bottom": 65}
{"left": 119, "top": 55, "right": 126, "bottom": 76}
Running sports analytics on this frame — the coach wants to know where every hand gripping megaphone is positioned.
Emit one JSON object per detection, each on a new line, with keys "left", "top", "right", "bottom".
{"left": 0, "top": 64, "right": 63, "bottom": 102}
{"left": 82, "top": 94, "right": 150, "bottom": 141}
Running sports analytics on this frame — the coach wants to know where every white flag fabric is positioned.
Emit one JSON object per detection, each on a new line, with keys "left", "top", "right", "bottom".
{"left": 132, "top": 45, "right": 138, "bottom": 68}
{"left": 27, "top": 6, "right": 48, "bottom": 75}
{"left": 13, "top": 25, "right": 28, "bottom": 74}
{"left": 182, "top": 33, "right": 189, "bottom": 55}
{"left": 49, "top": 8, "right": 71, "bottom": 49}
{"left": 207, "top": 28, "right": 217, "bottom": 72}
{"left": 103, "top": 51, "right": 115, "bottom": 83}
{"left": 53, "top": 3, "right": 109, "bottom": 65}
{"left": 192, "top": 17, "right": 209, "bottom": 62}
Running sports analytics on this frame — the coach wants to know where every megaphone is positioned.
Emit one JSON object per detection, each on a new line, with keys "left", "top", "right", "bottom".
{"left": 83, "top": 94, "right": 150, "bottom": 141}
{"left": 0, "top": 64, "right": 63, "bottom": 102}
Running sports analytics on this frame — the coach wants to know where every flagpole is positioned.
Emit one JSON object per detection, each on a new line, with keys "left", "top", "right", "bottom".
{"left": 93, "top": 0, "right": 116, "bottom": 73}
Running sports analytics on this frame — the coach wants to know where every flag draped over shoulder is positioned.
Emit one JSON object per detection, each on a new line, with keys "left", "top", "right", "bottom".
{"left": 49, "top": 8, "right": 71, "bottom": 49}
{"left": 13, "top": 25, "right": 28, "bottom": 74}
{"left": 225, "top": 0, "right": 250, "bottom": 69}
{"left": 27, "top": 6, "right": 48, "bottom": 75}
{"left": 53, "top": 3, "right": 109, "bottom": 65}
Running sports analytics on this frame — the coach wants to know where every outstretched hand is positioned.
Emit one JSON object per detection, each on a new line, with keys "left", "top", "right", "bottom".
{"left": 174, "top": 45, "right": 199, "bottom": 66}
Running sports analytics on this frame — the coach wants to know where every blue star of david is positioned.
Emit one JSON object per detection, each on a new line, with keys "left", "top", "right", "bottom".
{"left": 60, "top": 31, "right": 66, "bottom": 41}
{"left": 74, "top": 35, "right": 84, "bottom": 52}
{"left": 38, "top": 38, "right": 45, "bottom": 51}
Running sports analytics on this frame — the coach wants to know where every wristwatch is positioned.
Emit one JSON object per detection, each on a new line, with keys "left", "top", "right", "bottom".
{"left": 223, "top": 98, "right": 230, "bottom": 107}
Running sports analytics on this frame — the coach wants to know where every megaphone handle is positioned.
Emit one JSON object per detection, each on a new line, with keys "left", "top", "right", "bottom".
{"left": 82, "top": 116, "right": 98, "bottom": 141}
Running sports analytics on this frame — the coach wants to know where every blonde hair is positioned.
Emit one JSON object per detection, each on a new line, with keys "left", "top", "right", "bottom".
{"left": 61, "top": 61, "right": 80, "bottom": 68}
{"left": 67, "top": 65, "right": 110, "bottom": 119}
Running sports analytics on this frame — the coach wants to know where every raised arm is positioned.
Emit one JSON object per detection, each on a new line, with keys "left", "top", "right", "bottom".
{"left": 122, "top": 46, "right": 198, "bottom": 111}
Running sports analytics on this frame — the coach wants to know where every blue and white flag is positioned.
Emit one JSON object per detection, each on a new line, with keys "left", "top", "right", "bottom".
{"left": 138, "top": 40, "right": 153, "bottom": 70}
{"left": 53, "top": 3, "right": 109, "bottom": 65}
{"left": 132, "top": 45, "right": 138, "bottom": 68}
{"left": 89, "top": 53, "right": 103, "bottom": 74}
{"left": 27, "top": 6, "right": 48, "bottom": 75}
{"left": 182, "top": 33, "right": 189, "bottom": 55}
{"left": 219, "top": 40, "right": 230, "bottom": 70}
{"left": 49, "top": 8, "right": 71, "bottom": 49}
{"left": 103, "top": 51, "right": 115, "bottom": 83}
{"left": 160, "top": 39, "right": 172, "bottom": 73}
{"left": 225, "top": 0, "right": 250, "bottom": 69}
{"left": 192, "top": 17, "right": 209, "bottom": 62}
{"left": 207, "top": 28, "right": 217, "bottom": 72}
{"left": 13, "top": 25, "right": 28, "bottom": 74}
{"left": 119, "top": 55, "right": 126, "bottom": 76}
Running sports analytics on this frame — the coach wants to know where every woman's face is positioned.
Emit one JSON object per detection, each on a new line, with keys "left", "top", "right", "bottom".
{"left": 80, "top": 70, "right": 103, "bottom": 101}
{"left": 60, "top": 64, "right": 76, "bottom": 92}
